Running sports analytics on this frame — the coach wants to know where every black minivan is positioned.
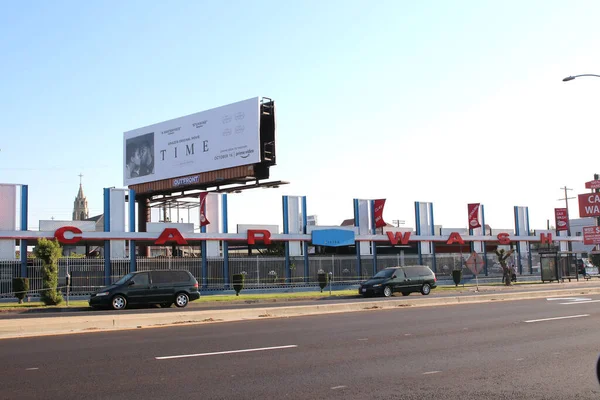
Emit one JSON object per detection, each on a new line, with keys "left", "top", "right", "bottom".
{"left": 359, "top": 265, "right": 437, "bottom": 297}
{"left": 89, "top": 270, "right": 200, "bottom": 310}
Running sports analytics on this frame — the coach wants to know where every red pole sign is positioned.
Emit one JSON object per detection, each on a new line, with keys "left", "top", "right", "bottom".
{"left": 554, "top": 208, "right": 568, "bottom": 231}
{"left": 585, "top": 180, "right": 600, "bottom": 190}
{"left": 583, "top": 226, "right": 600, "bottom": 245}
{"left": 578, "top": 193, "right": 600, "bottom": 217}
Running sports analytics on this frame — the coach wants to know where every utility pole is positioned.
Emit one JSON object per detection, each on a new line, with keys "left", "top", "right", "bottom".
{"left": 558, "top": 186, "right": 576, "bottom": 280}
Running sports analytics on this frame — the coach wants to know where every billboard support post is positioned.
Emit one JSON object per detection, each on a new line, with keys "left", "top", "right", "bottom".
{"left": 20, "top": 185, "right": 28, "bottom": 278}
{"left": 103, "top": 188, "right": 111, "bottom": 286}
{"left": 282, "top": 196, "right": 291, "bottom": 284}
{"left": 128, "top": 189, "right": 136, "bottom": 273}
{"left": 222, "top": 194, "right": 229, "bottom": 289}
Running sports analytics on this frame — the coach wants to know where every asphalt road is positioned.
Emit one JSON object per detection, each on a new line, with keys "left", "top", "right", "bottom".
{"left": 3, "top": 280, "right": 600, "bottom": 320}
{"left": 2, "top": 293, "right": 600, "bottom": 399}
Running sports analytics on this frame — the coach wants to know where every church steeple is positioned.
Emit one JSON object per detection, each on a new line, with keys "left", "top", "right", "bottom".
{"left": 73, "top": 173, "right": 89, "bottom": 221}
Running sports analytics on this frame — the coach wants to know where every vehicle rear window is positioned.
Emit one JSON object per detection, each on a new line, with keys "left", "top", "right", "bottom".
{"left": 403, "top": 267, "right": 420, "bottom": 278}
{"left": 403, "top": 266, "right": 433, "bottom": 277}
{"left": 174, "top": 271, "right": 192, "bottom": 282}
{"left": 152, "top": 271, "right": 191, "bottom": 283}
{"left": 152, "top": 271, "right": 174, "bottom": 284}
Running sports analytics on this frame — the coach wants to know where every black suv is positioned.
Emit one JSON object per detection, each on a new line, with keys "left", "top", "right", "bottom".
{"left": 89, "top": 270, "right": 200, "bottom": 310}
{"left": 359, "top": 265, "right": 437, "bottom": 297}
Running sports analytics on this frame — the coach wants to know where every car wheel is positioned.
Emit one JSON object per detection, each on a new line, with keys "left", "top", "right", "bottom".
{"left": 383, "top": 286, "right": 393, "bottom": 297}
{"left": 111, "top": 295, "right": 127, "bottom": 310}
{"left": 175, "top": 292, "right": 189, "bottom": 308}
{"left": 401, "top": 291, "right": 410, "bottom": 296}
{"left": 421, "top": 283, "right": 431, "bottom": 295}
{"left": 160, "top": 302, "right": 172, "bottom": 308}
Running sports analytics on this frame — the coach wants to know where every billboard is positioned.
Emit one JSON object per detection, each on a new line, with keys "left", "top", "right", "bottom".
{"left": 123, "top": 97, "right": 261, "bottom": 186}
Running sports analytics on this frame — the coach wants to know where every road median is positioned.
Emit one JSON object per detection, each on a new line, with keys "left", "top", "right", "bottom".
{"left": 2, "top": 286, "right": 600, "bottom": 340}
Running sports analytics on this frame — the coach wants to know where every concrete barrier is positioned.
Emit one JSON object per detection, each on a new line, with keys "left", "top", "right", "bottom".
{"left": 2, "top": 286, "right": 600, "bottom": 340}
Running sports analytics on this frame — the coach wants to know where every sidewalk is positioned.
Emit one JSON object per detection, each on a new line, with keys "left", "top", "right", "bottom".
{"left": 2, "top": 280, "right": 600, "bottom": 340}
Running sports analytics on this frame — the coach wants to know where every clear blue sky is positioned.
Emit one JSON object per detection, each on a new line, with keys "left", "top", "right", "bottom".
{"left": 1, "top": 0, "right": 599, "bottom": 231}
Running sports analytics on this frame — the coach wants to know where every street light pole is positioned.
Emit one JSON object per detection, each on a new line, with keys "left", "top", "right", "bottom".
{"left": 563, "top": 74, "right": 600, "bottom": 82}
{"left": 563, "top": 75, "right": 600, "bottom": 256}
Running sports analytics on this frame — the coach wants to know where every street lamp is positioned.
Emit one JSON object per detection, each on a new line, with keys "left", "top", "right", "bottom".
{"left": 563, "top": 75, "right": 600, "bottom": 257}
{"left": 562, "top": 74, "right": 600, "bottom": 82}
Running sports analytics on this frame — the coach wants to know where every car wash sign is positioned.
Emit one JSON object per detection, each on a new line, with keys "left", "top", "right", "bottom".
{"left": 578, "top": 193, "right": 600, "bottom": 217}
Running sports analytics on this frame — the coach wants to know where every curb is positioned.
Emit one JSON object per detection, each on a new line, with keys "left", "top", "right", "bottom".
{"left": 2, "top": 286, "right": 599, "bottom": 340}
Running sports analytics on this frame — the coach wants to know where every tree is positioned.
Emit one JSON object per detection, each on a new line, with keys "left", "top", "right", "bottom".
{"left": 33, "top": 238, "right": 63, "bottom": 305}
{"left": 495, "top": 248, "right": 515, "bottom": 286}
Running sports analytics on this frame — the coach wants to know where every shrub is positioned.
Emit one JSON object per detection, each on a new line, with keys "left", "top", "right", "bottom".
{"left": 318, "top": 272, "right": 329, "bottom": 293}
{"left": 33, "top": 238, "right": 63, "bottom": 306}
{"left": 452, "top": 270, "right": 462, "bottom": 287}
{"left": 12, "top": 278, "right": 29, "bottom": 304}
{"left": 232, "top": 274, "right": 245, "bottom": 296}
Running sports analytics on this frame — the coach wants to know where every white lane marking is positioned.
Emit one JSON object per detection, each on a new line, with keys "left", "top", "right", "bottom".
{"left": 156, "top": 345, "right": 298, "bottom": 360}
{"left": 525, "top": 314, "right": 590, "bottom": 323}
{"left": 357, "top": 338, "right": 368, "bottom": 341}
{"left": 547, "top": 297, "right": 591, "bottom": 302}
{"left": 404, "top": 333, "right": 412, "bottom": 336}
{"left": 423, "top": 371, "right": 441, "bottom": 375}
{"left": 516, "top": 358, "right": 524, "bottom": 361}
{"left": 560, "top": 300, "right": 600, "bottom": 305}
{"left": 25, "top": 368, "right": 39, "bottom": 371}
{"left": 331, "top": 386, "right": 347, "bottom": 390}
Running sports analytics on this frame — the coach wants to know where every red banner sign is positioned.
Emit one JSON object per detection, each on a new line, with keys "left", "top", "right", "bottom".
{"left": 554, "top": 208, "right": 568, "bottom": 231}
{"left": 373, "top": 199, "right": 387, "bottom": 228}
{"left": 579, "top": 193, "right": 600, "bottom": 217}
{"left": 585, "top": 180, "right": 600, "bottom": 190}
{"left": 583, "top": 226, "right": 600, "bottom": 245}
{"left": 199, "top": 192, "right": 210, "bottom": 227}
{"left": 467, "top": 203, "right": 481, "bottom": 229}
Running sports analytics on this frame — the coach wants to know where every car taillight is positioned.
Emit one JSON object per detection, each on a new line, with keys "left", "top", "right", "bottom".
{"left": 434, "top": 274, "right": 437, "bottom": 282}
{"left": 194, "top": 282, "right": 199, "bottom": 288}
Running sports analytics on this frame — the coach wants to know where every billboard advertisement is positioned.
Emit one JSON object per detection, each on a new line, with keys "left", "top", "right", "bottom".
{"left": 123, "top": 97, "right": 261, "bottom": 186}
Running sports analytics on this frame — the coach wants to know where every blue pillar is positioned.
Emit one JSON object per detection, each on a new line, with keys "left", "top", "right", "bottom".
{"left": 20, "top": 185, "right": 28, "bottom": 278}
{"left": 429, "top": 202, "right": 437, "bottom": 273}
{"left": 353, "top": 199, "right": 362, "bottom": 279}
{"left": 482, "top": 205, "right": 488, "bottom": 276}
{"left": 415, "top": 202, "right": 423, "bottom": 265}
{"left": 302, "top": 196, "right": 309, "bottom": 283}
{"left": 222, "top": 194, "right": 230, "bottom": 289}
{"left": 103, "top": 188, "right": 111, "bottom": 286}
{"left": 526, "top": 206, "right": 532, "bottom": 274}
{"left": 282, "top": 196, "right": 291, "bottom": 283}
{"left": 128, "top": 189, "right": 136, "bottom": 273}
{"left": 370, "top": 200, "right": 377, "bottom": 275}
{"left": 514, "top": 206, "right": 522, "bottom": 275}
